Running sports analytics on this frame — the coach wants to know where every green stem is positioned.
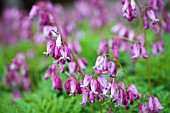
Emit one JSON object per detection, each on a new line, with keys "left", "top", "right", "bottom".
{"left": 98, "top": 101, "right": 103, "bottom": 113}
{"left": 115, "top": 59, "right": 130, "bottom": 85}
{"left": 90, "top": 103, "right": 94, "bottom": 113}
{"left": 134, "top": 0, "right": 152, "bottom": 93}
{"left": 134, "top": 0, "right": 147, "bottom": 44}
{"left": 145, "top": 59, "right": 152, "bottom": 93}
{"left": 70, "top": 50, "right": 84, "bottom": 77}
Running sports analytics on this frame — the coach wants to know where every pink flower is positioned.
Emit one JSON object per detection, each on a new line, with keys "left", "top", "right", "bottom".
{"left": 148, "top": 0, "right": 165, "bottom": 11}
{"left": 98, "top": 76, "right": 110, "bottom": 97}
{"left": 110, "top": 82, "right": 118, "bottom": 102}
{"left": 59, "top": 62, "right": 65, "bottom": 73}
{"left": 23, "top": 78, "right": 31, "bottom": 92}
{"left": 148, "top": 96, "right": 163, "bottom": 112}
{"left": 162, "top": 10, "right": 170, "bottom": 33}
{"left": 98, "top": 39, "right": 109, "bottom": 55}
{"left": 68, "top": 62, "right": 77, "bottom": 75}
{"left": 72, "top": 39, "right": 82, "bottom": 54}
{"left": 59, "top": 45, "right": 71, "bottom": 64}
{"left": 80, "top": 89, "right": 89, "bottom": 106}
{"left": 80, "top": 74, "right": 92, "bottom": 88}
{"left": 29, "top": 5, "right": 39, "bottom": 19}
{"left": 131, "top": 44, "right": 141, "bottom": 58}
{"left": 142, "top": 13, "right": 149, "bottom": 29}
{"left": 70, "top": 78, "right": 77, "bottom": 96}
{"left": 44, "top": 64, "right": 57, "bottom": 80}
{"left": 122, "top": 0, "right": 138, "bottom": 21}
{"left": 43, "top": 25, "right": 58, "bottom": 39}
{"left": 52, "top": 75, "right": 62, "bottom": 91}
{"left": 107, "top": 61, "right": 117, "bottom": 78}
{"left": 90, "top": 79, "right": 99, "bottom": 94}
{"left": 93, "top": 56, "right": 108, "bottom": 74}
{"left": 151, "top": 41, "right": 164, "bottom": 56}
{"left": 44, "top": 67, "right": 52, "bottom": 80}
{"left": 78, "top": 58, "right": 88, "bottom": 72}
{"left": 147, "top": 10, "right": 159, "bottom": 25}
{"left": 154, "top": 97, "right": 163, "bottom": 112}
{"left": 131, "top": 44, "right": 149, "bottom": 59}
{"left": 43, "top": 40, "right": 55, "bottom": 56}
{"left": 127, "top": 85, "right": 140, "bottom": 104}
{"left": 138, "top": 104, "right": 149, "bottom": 113}
{"left": 89, "top": 92, "right": 95, "bottom": 103}
{"left": 157, "top": 41, "right": 164, "bottom": 54}
{"left": 64, "top": 79, "right": 71, "bottom": 94}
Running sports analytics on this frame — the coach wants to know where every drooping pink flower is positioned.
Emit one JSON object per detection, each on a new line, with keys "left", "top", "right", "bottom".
{"left": 162, "top": 10, "right": 170, "bottom": 33}
{"left": 122, "top": 0, "right": 138, "bottom": 21}
{"left": 110, "top": 82, "right": 119, "bottom": 102}
{"left": 68, "top": 62, "right": 77, "bottom": 75}
{"left": 29, "top": 5, "right": 39, "bottom": 19}
{"left": 148, "top": 96, "right": 163, "bottom": 112}
{"left": 4, "top": 53, "right": 31, "bottom": 96}
{"left": 98, "top": 39, "right": 109, "bottom": 55}
{"left": 80, "top": 89, "right": 89, "bottom": 106}
{"left": 78, "top": 58, "right": 88, "bottom": 72}
{"left": 151, "top": 41, "right": 164, "bottom": 56}
{"left": 107, "top": 61, "right": 117, "bottom": 78}
{"left": 154, "top": 97, "right": 163, "bottom": 112}
{"left": 23, "top": 78, "right": 31, "bottom": 92}
{"left": 89, "top": 92, "right": 95, "bottom": 103}
{"left": 115, "top": 89, "right": 125, "bottom": 108}
{"left": 142, "top": 12, "right": 149, "bottom": 29}
{"left": 98, "top": 76, "right": 110, "bottom": 97}
{"left": 43, "top": 25, "right": 58, "bottom": 39}
{"left": 80, "top": 74, "right": 92, "bottom": 88}
{"left": 147, "top": 10, "right": 159, "bottom": 25}
{"left": 52, "top": 75, "right": 62, "bottom": 91}
{"left": 59, "top": 62, "right": 65, "bottom": 73}
{"left": 59, "top": 45, "right": 71, "bottom": 64}
{"left": 43, "top": 40, "right": 56, "bottom": 56}
{"left": 138, "top": 104, "right": 149, "bottom": 113}
{"left": 44, "top": 67, "right": 52, "bottom": 80}
{"left": 44, "top": 64, "right": 58, "bottom": 80}
{"left": 157, "top": 41, "right": 164, "bottom": 54}
{"left": 127, "top": 85, "right": 140, "bottom": 104}
{"left": 64, "top": 79, "right": 71, "bottom": 94}
{"left": 90, "top": 79, "right": 99, "bottom": 94}
{"left": 148, "top": 0, "right": 165, "bottom": 11}
{"left": 72, "top": 39, "right": 82, "bottom": 53}
{"left": 131, "top": 44, "right": 149, "bottom": 59}
{"left": 93, "top": 56, "right": 108, "bottom": 74}
{"left": 131, "top": 44, "right": 141, "bottom": 58}
{"left": 70, "top": 78, "right": 77, "bottom": 96}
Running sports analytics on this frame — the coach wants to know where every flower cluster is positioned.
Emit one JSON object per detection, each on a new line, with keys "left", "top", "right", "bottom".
{"left": 0, "top": 8, "right": 32, "bottom": 45}
{"left": 139, "top": 96, "right": 163, "bottom": 113}
{"left": 2, "top": 53, "right": 30, "bottom": 98}
{"left": 28, "top": 0, "right": 166, "bottom": 113}
{"left": 121, "top": 0, "right": 138, "bottom": 21}
{"left": 64, "top": 73, "right": 141, "bottom": 110}
{"left": 111, "top": 24, "right": 149, "bottom": 59}
{"left": 44, "top": 64, "right": 62, "bottom": 91}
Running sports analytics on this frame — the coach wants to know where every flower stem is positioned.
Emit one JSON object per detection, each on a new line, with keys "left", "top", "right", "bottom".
{"left": 98, "top": 101, "right": 103, "bottom": 113}
{"left": 145, "top": 59, "right": 152, "bottom": 93}
{"left": 134, "top": 0, "right": 151, "bottom": 93}
{"left": 90, "top": 103, "right": 94, "bottom": 113}
{"left": 69, "top": 50, "right": 84, "bottom": 77}
{"left": 115, "top": 59, "right": 130, "bottom": 85}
